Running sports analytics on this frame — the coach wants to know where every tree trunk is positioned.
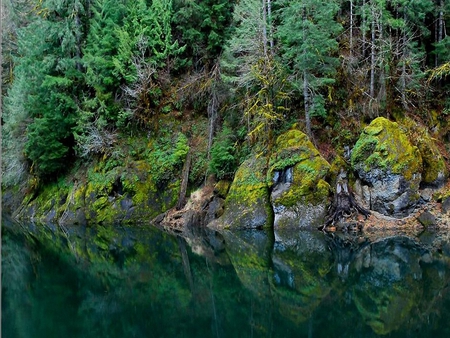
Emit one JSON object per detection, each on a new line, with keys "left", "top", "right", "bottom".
{"left": 370, "top": 4, "right": 376, "bottom": 98}
{"left": 362, "top": 0, "right": 367, "bottom": 57}
{"left": 350, "top": 0, "right": 353, "bottom": 58}
{"left": 321, "top": 169, "right": 370, "bottom": 230}
{"left": 400, "top": 12, "right": 407, "bottom": 109}
{"left": 176, "top": 150, "right": 191, "bottom": 210}
{"left": 304, "top": 71, "right": 312, "bottom": 139}
{"left": 302, "top": 8, "right": 312, "bottom": 139}
{"left": 262, "top": 0, "right": 268, "bottom": 57}
{"left": 267, "top": 0, "right": 274, "bottom": 52}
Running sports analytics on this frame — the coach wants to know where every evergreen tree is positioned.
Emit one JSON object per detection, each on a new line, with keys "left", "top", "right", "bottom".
{"left": 221, "top": 0, "right": 288, "bottom": 147}
{"left": 4, "top": 0, "right": 88, "bottom": 180}
{"left": 173, "top": 0, "right": 235, "bottom": 70}
{"left": 277, "top": 0, "right": 342, "bottom": 138}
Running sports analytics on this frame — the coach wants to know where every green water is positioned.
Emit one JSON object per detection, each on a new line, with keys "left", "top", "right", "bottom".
{"left": 3, "top": 216, "right": 450, "bottom": 338}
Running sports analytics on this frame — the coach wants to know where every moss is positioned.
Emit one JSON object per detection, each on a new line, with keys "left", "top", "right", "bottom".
{"left": 214, "top": 180, "right": 231, "bottom": 198}
{"left": 222, "top": 156, "right": 273, "bottom": 229}
{"left": 226, "top": 157, "right": 269, "bottom": 207}
{"left": 401, "top": 117, "right": 448, "bottom": 185}
{"left": 19, "top": 179, "right": 73, "bottom": 222}
{"left": 351, "top": 117, "right": 422, "bottom": 181}
{"left": 269, "top": 128, "right": 331, "bottom": 207}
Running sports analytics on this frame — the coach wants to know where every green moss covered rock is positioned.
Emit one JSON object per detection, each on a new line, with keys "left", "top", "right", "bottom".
{"left": 216, "top": 156, "right": 273, "bottom": 230}
{"left": 268, "top": 129, "right": 331, "bottom": 229}
{"left": 16, "top": 158, "right": 180, "bottom": 225}
{"left": 351, "top": 117, "right": 422, "bottom": 216}
{"left": 402, "top": 117, "right": 448, "bottom": 186}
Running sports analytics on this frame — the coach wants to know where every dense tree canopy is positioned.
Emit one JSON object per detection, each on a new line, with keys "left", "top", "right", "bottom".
{"left": 2, "top": 0, "right": 449, "bottom": 185}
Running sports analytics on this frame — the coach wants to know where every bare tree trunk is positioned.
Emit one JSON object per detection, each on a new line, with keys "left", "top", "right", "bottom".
{"left": 262, "top": 0, "right": 268, "bottom": 57}
{"left": 400, "top": 11, "right": 407, "bottom": 109}
{"left": 302, "top": 8, "right": 312, "bottom": 139}
{"left": 362, "top": 0, "right": 367, "bottom": 57}
{"left": 304, "top": 71, "right": 312, "bottom": 139}
{"left": 267, "top": 0, "right": 274, "bottom": 52}
{"left": 435, "top": 0, "right": 444, "bottom": 67}
{"left": 350, "top": 0, "right": 354, "bottom": 58}
{"left": 370, "top": 4, "right": 376, "bottom": 98}
{"left": 176, "top": 150, "right": 191, "bottom": 210}
{"left": 207, "top": 64, "right": 221, "bottom": 159}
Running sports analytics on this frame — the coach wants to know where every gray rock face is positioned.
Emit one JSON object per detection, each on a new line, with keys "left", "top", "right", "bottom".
{"left": 351, "top": 117, "right": 422, "bottom": 217}
{"left": 442, "top": 197, "right": 450, "bottom": 214}
{"left": 215, "top": 157, "right": 273, "bottom": 230}
{"left": 355, "top": 170, "right": 421, "bottom": 217}
{"left": 417, "top": 211, "right": 437, "bottom": 227}
{"left": 268, "top": 129, "right": 330, "bottom": 229}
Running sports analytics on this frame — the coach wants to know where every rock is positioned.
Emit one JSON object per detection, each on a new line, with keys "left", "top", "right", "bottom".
{"left": 442, "top": 196, "right": 450, "bottom": 214}
{"left": 403, "top": 117, "right": 448, "bottom": 187}
{"left": 417, "top": 211, "right": 437, "bottom": 227}
{"left": 351, "top": 117, "right": 422, "bottom": 217}
{"left": 268, "top": 129, "right": 331, "bottom": 229}
{"left": 215, "top": 156, "right": 273, "bottom": 230}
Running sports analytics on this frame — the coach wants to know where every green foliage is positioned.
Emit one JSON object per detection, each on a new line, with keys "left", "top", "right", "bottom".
{"left": 209, "top": 126, "right": 237, "bottom": 180}
{"left": 4, "top": 1, "right": 86, "bottom": 180}
{"left": 173, "top": 0, "right": 235, "bottom": 69}
{"left": 277, "top": 0, "right": 342, "bottom": 87}
{"left": 147, "top": 132, "right": 189, "bottom": 184}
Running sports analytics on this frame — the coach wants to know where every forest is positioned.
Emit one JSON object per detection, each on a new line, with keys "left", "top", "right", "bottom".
{"left": 2, "top": 0, "right": 450, "bottom": 206}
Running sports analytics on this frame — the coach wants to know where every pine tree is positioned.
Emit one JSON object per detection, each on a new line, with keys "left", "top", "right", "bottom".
{"left": 173, "top": 0, "right": 235, "bottom": 70}
{"left": 221, "top": 0, "right": 287, "bottom": 147}
{"left": 4, "top": 0, "right": 88, "bottom": 180}
{"left": 277, "top": 0, "right": 342, "bottom": 138}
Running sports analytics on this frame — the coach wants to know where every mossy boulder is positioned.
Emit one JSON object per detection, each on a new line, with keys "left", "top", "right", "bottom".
{"left": 351, "top": 117, "right": 422, "bottom": 217}
{"left": 215, "top": 156, "right": 273, "bottom": 230}
{"left": 268, "top": 129, "right": 331, "bottom": 229}
{"left": 401, "top": 118, "right": 448, "bottom": 186}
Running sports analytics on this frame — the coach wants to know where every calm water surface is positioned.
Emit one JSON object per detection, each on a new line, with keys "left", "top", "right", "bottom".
{"left": 3, "top": 216, "right": 450, "bottom": 338}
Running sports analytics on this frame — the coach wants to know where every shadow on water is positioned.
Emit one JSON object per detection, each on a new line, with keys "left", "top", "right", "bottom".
{"left": 3, "top": 215, "right": 450, "bottom": 338}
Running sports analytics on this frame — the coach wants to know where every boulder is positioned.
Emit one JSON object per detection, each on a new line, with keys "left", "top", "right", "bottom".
{"left": 417, "top": 211, "right": 437, "bottom": 228}
{"left": 442, "top": 196, "right": 450, "bottom": 214}
{"left": 215, "top": 156, "right": 273, "bottom": 230}
{"left": 268, "top": 129, "right": 331, "bottom": 229}
{"left": 351, "top": 117, "right": 422, "bottom": 217}
{"left": 402, "top": 117, "right": 448, "bottom": 187}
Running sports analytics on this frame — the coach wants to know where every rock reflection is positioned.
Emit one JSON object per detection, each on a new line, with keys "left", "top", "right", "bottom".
{"left": 3, "top": 216, "right": 450, "bottom": 338}
{"left": 221, "top": 227, "right": 450, "bottom": 336}
{"left": 349, "top": 236, "right": 426, "bottom": 335}
{"left": 270, "top": 229, "right": 332, "bottom": 325}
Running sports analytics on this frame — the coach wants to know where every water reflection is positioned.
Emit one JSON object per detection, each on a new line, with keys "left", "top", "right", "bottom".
{"left": 3, "top": 217, "right": 450, "bottom": 338}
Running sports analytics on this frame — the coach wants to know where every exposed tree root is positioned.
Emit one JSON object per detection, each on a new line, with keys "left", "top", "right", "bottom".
{"left": 320, "top": 169, "right": 370, "bottom": 231}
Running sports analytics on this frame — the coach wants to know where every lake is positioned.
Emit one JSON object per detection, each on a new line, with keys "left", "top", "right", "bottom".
{"left": 2, "top": 215, "right": 450, "bottom": 338}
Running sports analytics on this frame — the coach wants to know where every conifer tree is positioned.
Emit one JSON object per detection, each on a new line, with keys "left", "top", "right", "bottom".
{"left": 221, "top": 0, "right": 287, "bottom": 147}
{"left": 173, "top": 0, "right": 235, "bottom": 70}
{"left": 277, "top": 0, "right": 342, "bottom": 138}
{"left": 4, "top": 0, "right": 88, "bottom": 180}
